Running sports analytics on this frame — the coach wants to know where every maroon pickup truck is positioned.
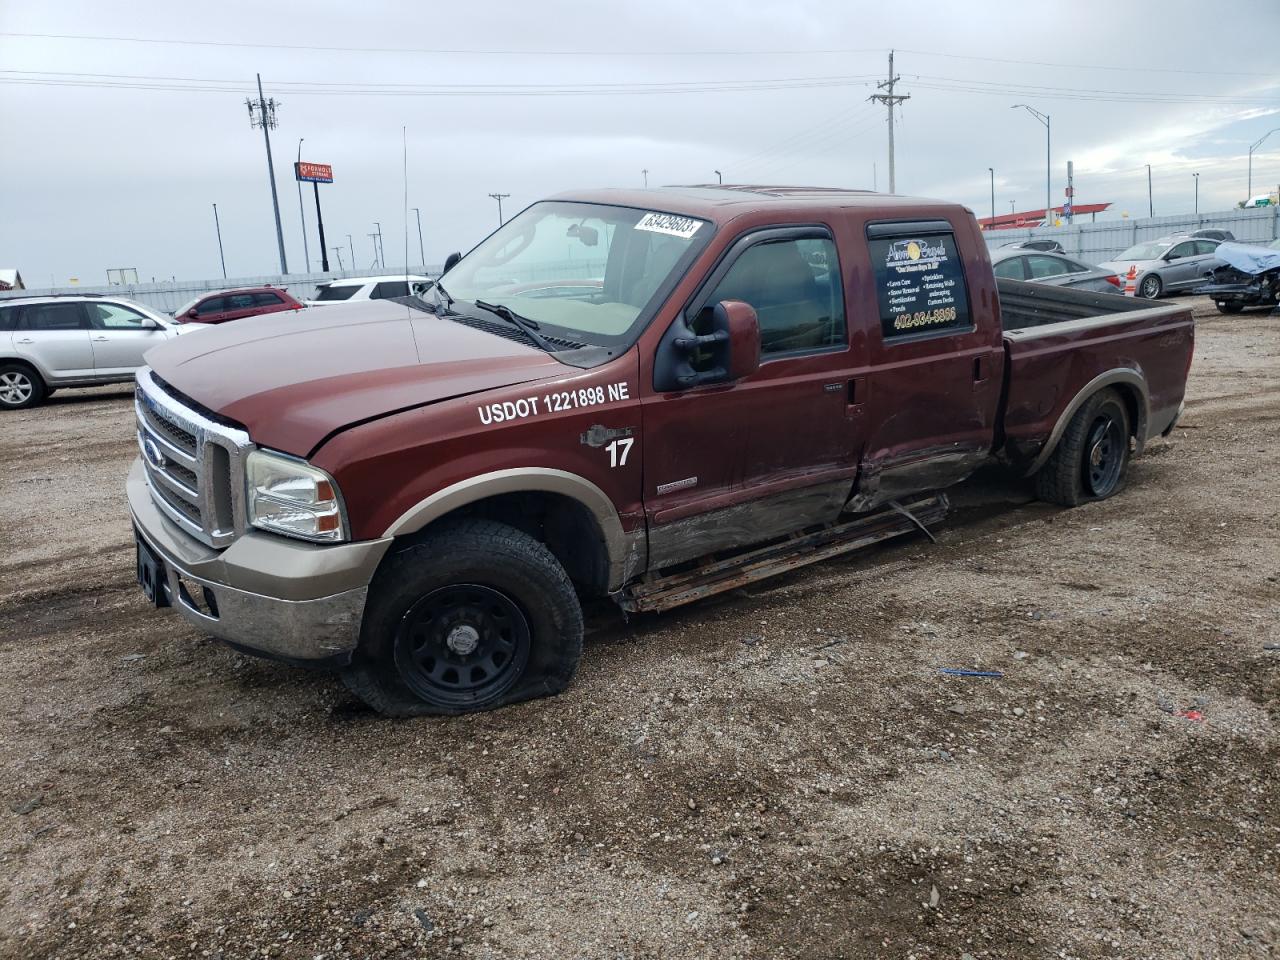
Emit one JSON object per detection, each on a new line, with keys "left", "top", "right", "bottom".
{"left": 128, "top": 186, "right": 1194, "bottom": 715}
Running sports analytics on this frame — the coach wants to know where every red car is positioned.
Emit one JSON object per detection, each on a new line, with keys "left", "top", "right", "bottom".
{"left": 174, "top": 287, "right": 303, "bottom": 324}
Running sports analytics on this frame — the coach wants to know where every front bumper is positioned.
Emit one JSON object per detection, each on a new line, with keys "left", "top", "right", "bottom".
{"left": 128, "top": 458, "right": 391, "bottom": 663}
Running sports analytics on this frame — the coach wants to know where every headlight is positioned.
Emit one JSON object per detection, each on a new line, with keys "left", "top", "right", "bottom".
{"left": 246, "top": 449, "right": 347, "bottom": 543}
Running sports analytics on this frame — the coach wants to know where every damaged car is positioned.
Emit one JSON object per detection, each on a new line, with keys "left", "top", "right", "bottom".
{"left": 1196, "top": 239, "right": 1280, "bottom": 314}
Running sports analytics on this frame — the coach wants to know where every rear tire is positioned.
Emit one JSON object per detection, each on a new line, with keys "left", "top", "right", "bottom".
{"left": 341, "top": 519, "right": 584, "bottom": 716}
{"left": 1034, "top": 388, "right": 1131, "bottom": 507}
{"left": 1139, "top": 274, "right": 1163, "bottom": 299}
{"left": 0, "top": 363, "right": 46, "bottom": 410}
{"left": 1216, "top": 301, "right": 1245, "bottom": 314}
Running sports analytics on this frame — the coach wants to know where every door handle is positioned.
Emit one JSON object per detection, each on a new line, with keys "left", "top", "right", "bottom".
{"left": 846, "top": 376, "right": 867, "bottom": 411}
{"left": 16, "top": 338, "right": 34, "bottom": 344}
{"left": 973, "top": 356, "right": 988, "bottom": 383}
{"left": 93, "top": 336, "right": 110, "bottom": 341}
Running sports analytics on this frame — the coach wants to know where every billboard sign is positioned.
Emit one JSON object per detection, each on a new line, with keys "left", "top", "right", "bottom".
{"left": 295, "top": 162, "right": 333, "bottom": 183}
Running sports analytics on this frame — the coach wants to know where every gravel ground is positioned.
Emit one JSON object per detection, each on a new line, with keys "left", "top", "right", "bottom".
{"left": 1, "top": 295, "right": 1277, "bottom": 960}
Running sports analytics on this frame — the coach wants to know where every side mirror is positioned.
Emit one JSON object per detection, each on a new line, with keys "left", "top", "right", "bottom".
{"left": 443, "top": 251, "right": 462, "bottom": 273}
{"left": 185, "top": 307, "right": 200, "bottom": 320}
{"left": 141, "top": 316, "right": 161, "bottom": 330}
{"left": 1163, "top": 252, "right": 1179, "bottom": 261}
{"left": 654, "top": 299, "right": 760, "bottom": 392}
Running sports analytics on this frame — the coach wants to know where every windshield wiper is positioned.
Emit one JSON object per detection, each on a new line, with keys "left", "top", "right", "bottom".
{"left": 473, "top": 300, "right": 556, "bottom": 352}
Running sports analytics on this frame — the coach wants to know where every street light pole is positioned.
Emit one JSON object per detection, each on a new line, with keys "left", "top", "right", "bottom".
{"left": 714, "top": 170, "right": 722, "bottom": 184}
{"left": 1193, "top": 172, "right": 1200, "bottom": 215}
{"left": 642, "top": 168, "right": 648, "bottom": 187}
{"left": 1248, "top": 128, "right": 1280, "bottom": 200}
{"left": 212, "top": 203, "right": 227, "bottom": 279}
{"left": 411, "top": 207, "right": 425, "bottom": 268}
{"left": 1147, "top": 164, "right": 1153, "bottom": 218}
{"left": 296, "top": 138, "right": 310, "bottom": 273}
{"left": 1012, "top": 105, "right": 1050, "bottom": 225}
{"left": 988, "top": 167, "right": 995, "bottom": 224}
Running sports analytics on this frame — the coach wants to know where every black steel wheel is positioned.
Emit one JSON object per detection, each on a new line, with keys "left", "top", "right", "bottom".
{"left": 342, "top": 519, "right": 584, "bottom": 716}
{"left": 1082, "top": 410, "right": 1126, "bottom": 498}
{"left": 393, "top": 584, "right": 531, "bottom": 708}
{"left": 1216, "top": 301, "right": 1245, "bottom": 314}
{"left": 1034, "top": 387, "right": 1132, "bottom": 507}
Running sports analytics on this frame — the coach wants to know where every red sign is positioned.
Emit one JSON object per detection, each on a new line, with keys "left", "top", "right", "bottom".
{"left": 295, "top": 161, "right": 333, "bottom": 183}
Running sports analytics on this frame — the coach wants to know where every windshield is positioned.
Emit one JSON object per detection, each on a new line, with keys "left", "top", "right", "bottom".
{"left": 1117, "top": 241, "right": 1172, "bottom": 261}
{"left": 314, "top": 283, "right": 358, "bottom": 301}
{"left": 439, "top": 200, "right": 712, "bottom": 347}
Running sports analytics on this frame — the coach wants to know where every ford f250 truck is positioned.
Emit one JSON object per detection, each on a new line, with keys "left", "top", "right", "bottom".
{"left": 129, "top": 186, "right": 1194, "bottom": 715}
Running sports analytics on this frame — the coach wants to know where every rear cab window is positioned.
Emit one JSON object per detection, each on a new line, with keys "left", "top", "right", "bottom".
{"left": 865, "top": 220, "right": 972, "bottom": 342}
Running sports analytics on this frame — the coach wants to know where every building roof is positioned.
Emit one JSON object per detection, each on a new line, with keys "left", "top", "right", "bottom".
{"left": 0, "top": 269, "right": 24, "bottom": 291}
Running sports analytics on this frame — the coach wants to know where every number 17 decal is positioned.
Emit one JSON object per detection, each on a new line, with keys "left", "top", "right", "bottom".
{"left": 606, "top": 437, "right": 634, "bottom": 468}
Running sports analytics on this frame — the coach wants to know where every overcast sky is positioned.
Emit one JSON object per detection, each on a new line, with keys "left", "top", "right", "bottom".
{"left": 2, "top": 0, "right": 1278, "bottom": 285}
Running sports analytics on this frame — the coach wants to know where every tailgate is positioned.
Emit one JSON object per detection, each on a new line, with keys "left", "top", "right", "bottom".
{"left": 997, "top": 280, "right": 1194, "bottom": 468}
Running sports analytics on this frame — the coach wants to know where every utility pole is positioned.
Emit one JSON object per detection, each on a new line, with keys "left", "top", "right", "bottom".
{"left": 1147, "top": 164, "right": 1153, "bottom": 218}
{"left": 1193, "top": 172, "right": 1200, "bottom": 214}
{"left": 868, "top": 50, "right": 910, "bottom": 194}
{"left": 642, "top": 168, "right": 648, "bottom": 187}
{"left": 212, "top": 203, "right": 227, "bottom": 279}
{"left": 332, "top": 246, "right": 345, "bottom": 271}
{"left": 411, "top": 207, "right": 425, "bottom": 267}
{"left": 368, "top": 233, "right": 381, "bottom": 270}
{"left": 373, "top": 222, "right": 384, "bottom": 268}
{"left": 346, "top": 234, "right": 355, "bottom": 273}
{"left": 873, "top": 162, "right": 877, "bottom": 191}
{"left": 296, "top": 138, "right": 309, "bottom": 272}
{"left": 988, "top": 167, "right": 995, "bottom": 224}
{"left": 1247, "top": 128, "right": 1279, "bottom": 200}
{"left": 246, "top": 74, "right": 288, "bottom": 274}
{"left": 1012, "top": 104, "right": 1050, "bottom": 226}
{"left": 488, "top": 192, "right": 510, "bottom": 226}
{"left": 1065, "top": 160, "right": 1074, "bottom": 224}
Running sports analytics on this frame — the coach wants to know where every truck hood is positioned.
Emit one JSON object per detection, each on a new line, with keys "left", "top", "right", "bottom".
{"left": 145, "top": 300, "right": 564, "bottom": 455}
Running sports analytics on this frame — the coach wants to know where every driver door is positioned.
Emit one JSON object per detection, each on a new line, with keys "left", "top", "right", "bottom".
{"left": 86, "top": 302, "right": 170, "bottom": 375}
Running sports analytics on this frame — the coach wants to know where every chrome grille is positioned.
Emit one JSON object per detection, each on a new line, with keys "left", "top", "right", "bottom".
{"left": 134, "top": 368, "right": 252, "bottom": 548}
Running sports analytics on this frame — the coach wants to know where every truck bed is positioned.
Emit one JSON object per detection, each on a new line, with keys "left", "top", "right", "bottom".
{"left": 995, "top": 278, "right": 1195, "bottom": 469}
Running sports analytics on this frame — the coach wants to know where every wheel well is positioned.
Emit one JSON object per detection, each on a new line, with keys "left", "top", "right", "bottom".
{"left": 0, "top": 358, "right": 41, "bottom": 379}
{"left": 398, "top": 491, "right": 611, "bottom": 596}
{"left": 1110, "top": 383, "right": 1145, "bottom": 443}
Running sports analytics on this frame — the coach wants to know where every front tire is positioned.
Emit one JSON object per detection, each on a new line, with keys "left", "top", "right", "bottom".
{"left": 341, "top": 519, "right": 584, "bottom": 716}
{"left": 0, "top": 364, "right": 46, "bottom": 410}
{"left": 1216, "top": 301, "right": 1245, "bottom": 314}
{"left": 1034, "top": 388, "right": 1132, "bottom": 507}
{"left": 1139, "top": 274, "right": 1163, "bottom": 299}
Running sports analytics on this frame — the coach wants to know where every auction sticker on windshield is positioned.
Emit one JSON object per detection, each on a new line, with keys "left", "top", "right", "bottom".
{"left": 867, "top": 227, "right": 971, "bottom": 339}
{"left": 635, "top": 212, "right": 703, "bottom": 239}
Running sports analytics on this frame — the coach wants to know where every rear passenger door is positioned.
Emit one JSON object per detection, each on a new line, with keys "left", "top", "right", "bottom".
{"left": 855, "top": 219, "right": 1003, "bottom": 508}
{"left": 13, "top": 302, "right": 95, "bottom": 379}
{"left": 220, "top": 292, "right": 258, "bottom": 321}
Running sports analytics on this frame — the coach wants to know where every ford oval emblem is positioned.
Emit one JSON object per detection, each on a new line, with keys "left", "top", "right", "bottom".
{"left": 142, "top": 436, "right": 167, "bottom": 470}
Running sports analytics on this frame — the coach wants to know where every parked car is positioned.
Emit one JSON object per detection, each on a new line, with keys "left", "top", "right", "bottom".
{"left": 1195, "top": 241, "right": 1280, "bottom": 313}
{"left": 1184, "top": 228, "right": 1235, "bottom": 242}
{"left": 0, "top": 295, "right": 201, "bottom": 409}
{"left": 307, "top": 275, "right": 432, "bottom": 306}
{"left": 173, "top": 287, "right": 304, "bottom": 324}
{"left": 128, "top": 186, "right": 1194, "bottom": 716}
{"left": 991, "top": 249, "right": 1122, "bottom": 293}
{"left": 999, "top": 238, "right": 1066, "bottom": 254}
{"left": 1097, "top": 236, "right": 1224, "bottom": 299}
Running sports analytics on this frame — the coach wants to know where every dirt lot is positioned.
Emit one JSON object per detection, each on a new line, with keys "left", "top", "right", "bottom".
{"left": 1, "top": 295, "right": 1277, "bottom": 960}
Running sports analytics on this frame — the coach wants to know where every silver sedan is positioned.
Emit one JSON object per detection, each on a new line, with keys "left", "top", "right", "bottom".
{"left": 991, "top": 249, "right": 1123, "bottom": 294}
{"left": 1097, "top": 237, "right": 1224, "bottom": 299}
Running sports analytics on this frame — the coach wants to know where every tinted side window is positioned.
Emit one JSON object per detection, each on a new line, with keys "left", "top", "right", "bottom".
{"left": 1168, "top": 242, "right": 1196, "bottom": 260}
{"left": 371, "top": 281, "right": 409, "bottom": 299}
{"left": 23, "top": 303, "right": 86, "bottom": 330}
{"left": 704, "top": 236, "right": 845, "bottom": 356}
{"left": 196, "top": 297, "right": 225, "bottom": 316}
{"left": 1194, "top": 240, "right": 1220, "bottom": 255}
{"left": 226, "top": 293, "right": 256, "bottom": 310}
{"left": 993, "top": 258, "right": 1026, "bottom": 280}
{"left": 1026, "top": 255, "right": 1071, "bottom": 278}
{"left": 0, "top": 304, "right": 15, "bottom": 331}
{"left": 252, "top": 291, "right": 284, "bottom": 307}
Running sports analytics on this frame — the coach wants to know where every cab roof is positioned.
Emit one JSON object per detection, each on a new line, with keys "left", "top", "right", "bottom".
{"left": 547, "top": 185, "right": 971, "bottom": 225}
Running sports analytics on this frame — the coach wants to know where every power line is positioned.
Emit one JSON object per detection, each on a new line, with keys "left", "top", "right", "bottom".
{"left": 2, "top": 32, "right": 1274, "bottom": 78}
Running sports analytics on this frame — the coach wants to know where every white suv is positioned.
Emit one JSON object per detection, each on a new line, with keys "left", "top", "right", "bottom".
{"left": 0, "top": 295, "right": 199, "bottom": 410}
{"left": 306, "top": 274, "right": 432, "bottom": 306}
